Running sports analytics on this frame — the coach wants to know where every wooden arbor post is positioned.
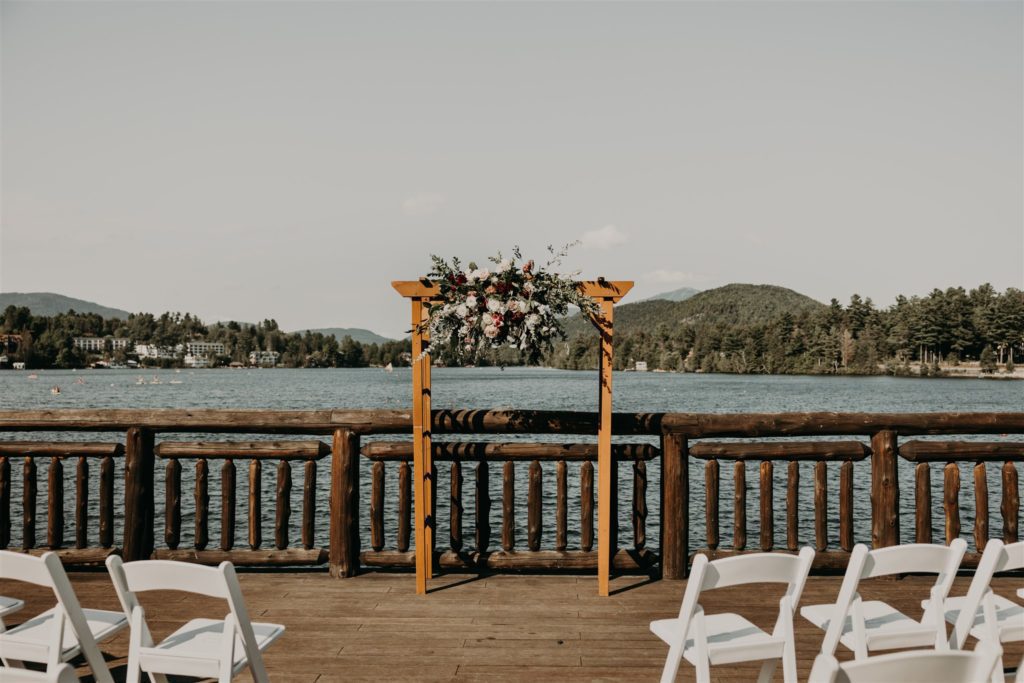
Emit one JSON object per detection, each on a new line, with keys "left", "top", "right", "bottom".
{"left": 393, "top": 278, "right": 632, "bottom": 596}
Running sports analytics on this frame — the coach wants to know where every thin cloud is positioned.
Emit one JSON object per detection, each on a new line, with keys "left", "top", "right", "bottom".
{"left": 402, "top": 192, "right": 446, "bottom": 217}
{"left": 581, "top": 224, "right": 628, "bottom": 250}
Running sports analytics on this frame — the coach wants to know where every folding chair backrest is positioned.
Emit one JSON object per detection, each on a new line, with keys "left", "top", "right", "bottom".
{"left": 819, "top": 544, "right": 871, "bottom": 655}
{"left": 0, "top": 550, "right": 56, "bottom": 587}
{"left": 809, "top": 643, "right": 1001, "bottom": 683}
{"left": 949, "top": 539, "right": 1004, "bottom": 648}
{"left": 863, "top": 540, "right": 966, "bottom": 585}
{"left": 115, "top": 559, "right": 233, "bottom": 598}
{"left": 1000, "top": 541, "right": 1024, "bottom": 572}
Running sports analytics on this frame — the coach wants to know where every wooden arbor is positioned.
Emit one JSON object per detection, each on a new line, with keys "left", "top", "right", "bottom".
{"left": 393, "top": 278, "right": 633, "bottom": 596}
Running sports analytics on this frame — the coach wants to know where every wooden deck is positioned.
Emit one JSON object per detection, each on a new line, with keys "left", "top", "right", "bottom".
{"left": 2, "top": 571, "right": 1022, "bottom": 682}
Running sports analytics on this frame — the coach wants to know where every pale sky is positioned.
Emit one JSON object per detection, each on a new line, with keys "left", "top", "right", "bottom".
{"left": 2, "top": 0, "right": 1022, "bottom": 338}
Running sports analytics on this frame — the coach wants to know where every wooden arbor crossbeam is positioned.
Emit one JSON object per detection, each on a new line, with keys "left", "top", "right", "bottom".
{"left": 392, "top": 279, "right": 632, "bottom": 596}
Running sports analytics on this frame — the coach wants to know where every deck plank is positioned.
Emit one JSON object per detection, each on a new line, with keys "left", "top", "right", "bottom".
{"left": 0, "top": 571, "right": 1020, "bottom": 681}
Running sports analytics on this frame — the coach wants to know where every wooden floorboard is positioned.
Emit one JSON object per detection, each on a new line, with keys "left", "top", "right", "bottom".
{"left": 0, "top": 570, "right": 1021, "bottom": 681}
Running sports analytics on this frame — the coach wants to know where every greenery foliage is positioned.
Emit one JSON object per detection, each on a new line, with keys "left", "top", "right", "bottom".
{"left": 0, "top": 307, "right": 411, "bottom": 369}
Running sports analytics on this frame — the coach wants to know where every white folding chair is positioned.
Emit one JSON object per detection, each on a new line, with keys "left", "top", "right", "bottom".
{"left": 808, "top": 642, "right": 1002, "bottom": 683}
{"left": 801, "top": 539, "right": 967, "bottom": 659}
{"left": 0, "top": 662, "right": 78, "bottom": 683}
{"left": 924, "top": 540, "right": 1024, "bottom": 682}
{"left": 0, "top": 596, "right": 25, "bottom": 622}
{"left": 650, "top": 547, "right": 815, "bottom": 683}
{"left": 0, "top": 551, "right": 125, "bottom": 683}
{"left": 105, "top": 556, "right": 285, "bottom": 683}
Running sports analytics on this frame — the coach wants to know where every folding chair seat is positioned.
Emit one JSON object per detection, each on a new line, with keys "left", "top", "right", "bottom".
{"left": 801, "top": 540, "right": 967, "bottom": 659}
{"left": 650, "top": 547, "right": 815, "bottom": 683}
{"left": 808, "top": 643, "right": 1002, "bottom": 683}
{"left": 0, "top": 551, "right": 125, "bottom": 683}
{"left": 0, "top": 596, "right": 25, "bottom": 621}
{"left": 106, "top": 556, "right": 285, "bottom": 683}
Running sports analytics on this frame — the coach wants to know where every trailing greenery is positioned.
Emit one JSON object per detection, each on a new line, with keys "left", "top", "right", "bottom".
{"left": 0, "top": 307, "right": 411, "bottom": 369}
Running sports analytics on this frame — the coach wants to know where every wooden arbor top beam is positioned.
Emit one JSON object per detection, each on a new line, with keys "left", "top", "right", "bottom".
{"left": 392, "top": 280, "right": 633, "bottom": 302}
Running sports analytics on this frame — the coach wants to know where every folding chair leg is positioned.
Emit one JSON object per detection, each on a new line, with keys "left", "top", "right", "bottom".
{"left": 695, "top": 655, "right": 711, "bottom": 683}
{"left": 757, "top": 659, "right": 778, "bottom": 683}
{"left": 659, "top": 642, "right": 684, "bottom": 683}
{"left": 782, "top": 643, "right": 798, "bottom": 683}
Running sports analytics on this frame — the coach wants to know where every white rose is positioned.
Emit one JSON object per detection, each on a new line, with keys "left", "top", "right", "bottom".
{"left": 465, "top": 295, "right": 477, "bottom": 308}
{"left": 486, "top": 299, "right": 502, "bottom": 313}
{"left": 496, "top": 259, "right": 512, "bottom": 273}
{"left": 483, "top": 324, "right": 500, "bottom": 338}
{"left": 481, "top": 312, "right": 494, "bottom": 326}
{"left": 523, "top": 281, "right": 535, "bottom": 295}
{"left": 479, "top": 268, "right": 490, "bottom": 280}
{"left": 465, "top": 269, "right": 478, "bottom": 282}
{"left": 456, "top": 304, "right": 468, "bottom": 318}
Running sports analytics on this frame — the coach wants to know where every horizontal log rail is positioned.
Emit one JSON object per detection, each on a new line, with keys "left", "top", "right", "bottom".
{"left": 899, "top": 440, "right": 1024, "bottom": 462}
{"left": 688, "top": 441, "right": 870, "bottom": 461}
{"left": 155, "top": 440, "right": 330, "bottom": 460}
{"left": 362, "top": 441, "right": 659, "bottom": 461}
{"left": 0, "top": 409, "right": 1020, "bottom": 580}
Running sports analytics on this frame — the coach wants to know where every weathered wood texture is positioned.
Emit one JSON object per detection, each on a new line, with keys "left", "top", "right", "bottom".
{"left": 6, "top": 572, "right": 1020, "bottom": 683}
{"left": 870, "top": 430, "right": 899, "bottom": 548}
{"left": 329, "top": 428, "right": 360, "bottom": 577}
{"left": 1003, "top": 462, "right": 1019, "bottom": 543}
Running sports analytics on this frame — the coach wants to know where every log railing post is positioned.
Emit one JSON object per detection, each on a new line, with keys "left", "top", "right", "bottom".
{"left": 330, "top": 428, "right": 360, "bottom": 578}
{"left": 123, "top": 426, "right": 155, "bottom": 561}
{"left": 1002, "top": 462, "right": 1019, "bottom": 543}
{"left": 870, "top": 430, "right": 899, "bottom": 548}
{"left": 661, "top": 432, "right": 688, "bottom": 579}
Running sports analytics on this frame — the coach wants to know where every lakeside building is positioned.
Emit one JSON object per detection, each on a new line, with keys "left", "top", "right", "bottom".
{"left": 135, "top": 344, "right": 176, "bottom": 360}
{"left": 183, "top": 354, "right": 211, "bottom": 368}
{"left": 187, "top": 341, "right": 226, "bottom": 356}
{"left": 635, "top": 361, "right": 648, "bottom": 372}
{"left": 249, "top": 350, "right": 280, "bottom": 367}
{"left": 73, "top": 336, "right": 133, "bottom": 353}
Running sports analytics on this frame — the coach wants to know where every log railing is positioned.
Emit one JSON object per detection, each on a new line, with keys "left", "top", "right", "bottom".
{"left": 0, "top": 409, "right": 1021, "bottom": 578}
{"left": 151, "top": 440, "right": 330, "bottom": 566}
{"left": 359, "top": 441, "right": 658, "bottom": 570}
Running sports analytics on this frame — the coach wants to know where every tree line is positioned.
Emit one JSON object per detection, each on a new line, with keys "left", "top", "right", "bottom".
{"left": 548, "top": 284, "right": 1024, "bottom": 375}
{"left": 0, "top": 306, "right": 412, "bottom": 369}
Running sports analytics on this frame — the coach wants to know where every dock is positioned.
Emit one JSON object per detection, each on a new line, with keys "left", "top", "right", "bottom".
{"left": 3, "top": 571, "right": 1022, "bottom": 681}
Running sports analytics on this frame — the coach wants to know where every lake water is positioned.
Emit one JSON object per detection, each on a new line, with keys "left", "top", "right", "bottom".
{"left": 1, "top": 368, "right": 1020, "bottom": 556}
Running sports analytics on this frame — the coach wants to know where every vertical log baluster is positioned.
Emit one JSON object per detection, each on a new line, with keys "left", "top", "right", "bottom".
{"left": 870, "top": 430, "right": 900, "bottom": 548}
{"left": 0, "top": 456, "right": 9, "bottom": 549}
{"left": 915, "top": 462, "right": 932, "bottom": 544}
{"left": 249, "top": 459, "right": 262, "bottom": 550}
{"left": 165, "top": 459, "right": 181, "bottom": 550}
{"left": 221, "top": 459, "right": 236, "bottom": 551}
{"left": 397, "top": 460, "right": 411, "bottom": 553}
{"left": 1002, "top": 462, "right": 1019, "bottom": 543}
{"left": 47, "top": 457, "right": 63, "bottom": 549}
{"left": 814, "top": 461, "right": 827, "bottom": 552}
{"left": 581, "top": 461, "right": 594, "bottom": 552}
{"left": 450, "top": 460, "right": 463, "bottom": 552}
{"left": 973, "top": 462, "right": 988, "bottom": 552}
{"left": 839, "top": 461, "right": 854, "bottom": 552}
{"left": 527, "top": 460, "right": 542, "bottom": 552}
{"left": 475, "top": 460, "right": 490, "bottom": 553}
{"left": 760, "top": 461, "right": 773, "bottom": 551}
{"left": 75, "top": 457, "right": 88, "bottom": 549}
{"left": 633, "top": 459, "right": 647, "bottom": 551}
{"left": 502, "top": 461, "right": 515, "bottom": 551}
{"left": 371, "top": 461, "right": 385, "bottom": 552}
{"left": 556, "top": 460, "right": 567, "bottom": 551}
{"left": 944, "top": 462, "right": 960, "bottom": 545}
{"left": 302, "top": 460, "right": 316, "bottom": 550}
{"left": 23, "top": 456, "right": 36, "bottom": 550}
{"left": 786, "top": 461, "right": 799, "bottom": 551}
{"left": 99, "top": 455, "right": 113, "bottom": 548}
{"left": 660, "top": 434, "right": 688, "bottom": 579}
{"left": 705, "top": 459, "right": 719, "bottom": 551}
{"left": 195, "top": 458, "right": 209, "bottom": 550}
{"left": 275, "top": 459, "right": 291, "bottom": 550}
{"left": 734, "top": 461, "right": 746, "bottom": 551}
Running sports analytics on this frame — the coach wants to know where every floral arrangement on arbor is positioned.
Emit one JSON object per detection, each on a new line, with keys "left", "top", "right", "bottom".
{"left": 419, "top": 245, "right": 598, "bottom": 364}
